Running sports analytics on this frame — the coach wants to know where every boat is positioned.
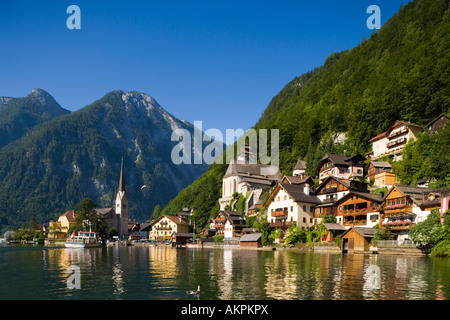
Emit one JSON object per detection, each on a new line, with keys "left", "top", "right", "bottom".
{"left": 65, "top": 231, "right": 101, "bottom": 248}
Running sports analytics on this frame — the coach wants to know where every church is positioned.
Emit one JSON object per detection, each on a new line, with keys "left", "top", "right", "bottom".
{"left": 95, "top": 158, "right": 129, "bottom": 239}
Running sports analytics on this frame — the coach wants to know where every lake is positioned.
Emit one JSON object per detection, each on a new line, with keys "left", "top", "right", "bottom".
{"left": 0, "top": 244, "right": 449, "bottom": 300}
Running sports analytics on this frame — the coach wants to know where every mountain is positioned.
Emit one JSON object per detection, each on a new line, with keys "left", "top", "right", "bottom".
{"left": 0, "top": 89, "right": 70, "bottom": 148}
{"left": 160, "top": 0, "right": 450, "bottom": 228}
{"left": 0, "top": 90, "right": 211, "bottom": 231}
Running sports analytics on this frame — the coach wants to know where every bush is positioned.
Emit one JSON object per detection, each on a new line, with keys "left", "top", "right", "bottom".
{"left": 212, "top": 235, "right": 224, "bottom": 242}
{"left": 431, "top": 240, "right": 450, "bottom": 257}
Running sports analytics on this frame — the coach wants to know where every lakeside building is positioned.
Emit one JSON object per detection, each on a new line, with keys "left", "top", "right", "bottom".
{"left": 150, "top": 214, "right": 190, "bottom": 241}
{"left": 367, "top": 120, "right": 423, "bottom": 161}
{"left": 212, "top": 210, "right": 246, "bottom": 238}
{"left": 265, "top": 182, "right": 321, "bottom": 230}
{"left": 334, "top": 191, "right": 383, "bottom": 228}
{"left": 380, "top": 185, "right": 450, "bottom": 241}
{"left": 48, "top": 210, "right": 77, "bottom": 240}
{"left": 313, "top": 176, "right": 368, "bottom": 222}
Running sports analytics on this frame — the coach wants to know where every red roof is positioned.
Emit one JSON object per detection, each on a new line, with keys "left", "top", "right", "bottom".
{"left": 369, "top": 131, "right": 387, "bottom": 142}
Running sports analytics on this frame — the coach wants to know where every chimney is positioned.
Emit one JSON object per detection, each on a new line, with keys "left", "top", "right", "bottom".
{"left": 344, "top": 150, "right": 348, "bottom": 157}
{"left": 304, "top": 183, "right": 310, "bottom": 195}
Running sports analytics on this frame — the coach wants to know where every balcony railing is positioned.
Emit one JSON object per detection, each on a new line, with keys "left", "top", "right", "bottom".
{"left": 270, "top": 221, "right": 294, "bottom": 228}
{"left": 387, "top": 138, "right": 407, "bottom": 148}
{"left": 388, "top": 127, "right": 408, "bottom": 139}
{"left": 272, "top": 209, "right": 288, "bottom": 217}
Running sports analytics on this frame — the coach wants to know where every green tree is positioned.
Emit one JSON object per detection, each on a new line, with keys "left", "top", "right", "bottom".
{"left": 409, "top": 209, "right": 442, "bottom": 254}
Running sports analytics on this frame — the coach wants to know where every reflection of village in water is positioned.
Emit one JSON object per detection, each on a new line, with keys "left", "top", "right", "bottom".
{"left": 35, "top": 246, "right": 449, "bottom": 300}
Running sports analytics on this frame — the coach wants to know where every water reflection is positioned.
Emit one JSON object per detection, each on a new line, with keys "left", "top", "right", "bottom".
{"left": 1, "top": 245, "right": 450, "bottom": 300}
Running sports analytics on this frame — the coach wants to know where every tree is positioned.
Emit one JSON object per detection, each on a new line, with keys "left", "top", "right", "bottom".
{"left": 74, "top": 198, "right": 107, "bottom": 239}
{"left": 409, "top": 209, "right": 442, "bottom": 254}
{"left": 372, "top": 225, "right": 394, "bottom": 245}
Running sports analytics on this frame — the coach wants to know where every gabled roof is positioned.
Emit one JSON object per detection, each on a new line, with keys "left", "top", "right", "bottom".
{"left": 384, "top": 185, "right": 450, "bottom": 208}
{"left": 151, "top": 214, "right": 190, "bottom": 226}
{"left": 342, "top": 226, "right": 379, "bottom": 238}
{"left": 316, "top": 153, "right": 365, "bottom": 173}
{"left": 240, "top": 233, "right": 262, "bottom": 242}
{"left": 387, "top": 120, "right": 423, "bottom": 134}
{"left": 323, "top": 223, "right": 347, "bottom": 231}
{"left": 314, "top": 176, "right": 350, "bottom": 194}
{"left": 223, "top": 159, "right": 281, "bottom": 180}
{"left": 216, "top": 210, "right": 246, "bottom": 225}
{"left": 334, "top": 191, "right": 383, "bottom": 205}
{"left": 282, "top": 175, "right": 314, "bottom": 186}
{"left": 369, "top": 161, "right": 392, "bottom": 169}
{"left": 60, "top": 210, "right": 77, "bottom": 222}
{"left": 294, "top": 159, "right": 307, "bottom": 171}
{"left": 264, "top": 182, "right": 322, "bottom": 206}
{"left": 369, "top": 131, "right": 388, "bottom": 142}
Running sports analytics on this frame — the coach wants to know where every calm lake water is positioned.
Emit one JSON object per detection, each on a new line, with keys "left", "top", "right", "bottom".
{"left": 0, "top": 244, "right": 449, "bottom": 300}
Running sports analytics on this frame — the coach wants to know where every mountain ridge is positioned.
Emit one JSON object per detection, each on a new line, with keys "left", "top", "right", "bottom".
{"left": 0, "top": 89, "right": 211, "bottom": 231}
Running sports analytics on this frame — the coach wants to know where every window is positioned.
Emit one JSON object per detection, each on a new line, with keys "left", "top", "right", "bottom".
{"left": 303, "top": 217, "right": 306, "bottom": 223}
{"left": 303, "top": 205, "right": 307, "bottom": 212}
{"left": 290, "top": 206, "right": 293, "bottom": 212}
{"left": 284, "top": 195, "right": 287, "bottom": 200}
{"left": 357, "top": 169, "right": 363, "bottom": 174}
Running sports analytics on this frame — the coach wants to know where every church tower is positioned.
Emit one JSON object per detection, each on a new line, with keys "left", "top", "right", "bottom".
{"left": 115, "top": 157, "right": 128, "bottom": 239}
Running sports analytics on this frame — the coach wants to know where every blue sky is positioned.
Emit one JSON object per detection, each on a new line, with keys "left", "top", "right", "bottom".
{"left": 0, "top": 0, "right": 409, "bottom": 142}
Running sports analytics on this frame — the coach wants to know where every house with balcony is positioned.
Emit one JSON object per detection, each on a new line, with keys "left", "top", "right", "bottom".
{"left": 150, "top": 215, "right": 190, "bottom": 241}
{"left": 265, "top": 182, "right": 322, "bottom": 230}
{"left": 213, "top": 211, "right": 246, "bottom": 238}
{"left": 335, "top": 191, "right": 383, "bottom": 228}
{"left": 317, "top": 152, "right": 365, "bottom": 183}
{"left": 380, "top": 185, "right": 450, "bottom": 240}
{"left": 313, "top": 176, "right": 369, "bottom": 222}
{"left": 368, "top": 120, "right": 423, "bottom": 161}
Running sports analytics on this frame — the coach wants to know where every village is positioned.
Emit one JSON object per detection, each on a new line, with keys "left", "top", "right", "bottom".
{"left": 9, "top": 116, "right": 449, "bottom": 255}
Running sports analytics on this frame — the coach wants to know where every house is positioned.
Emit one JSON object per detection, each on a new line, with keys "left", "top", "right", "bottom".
{"left": 218, "top": 145, "right": 281, "bottom": 213}
{"left": 172, "top": 233, "right": 194, "bottom": 245}
{"left": 47, "top": 210, "right": 77, "bottom": 240}
{"left": 425, "top": 114, "right": 449, "bottom": 134}
{"left": 150, "top": 215, "right": 190, "bottom": 241}
{"left": 342, "top": 227, "right": 379, "bottom": 253}
{"left": 367, "top": 161, "right": 392, "bottom": 181}
{"left": 380, "top": 185, "right": 450, "bottom": 240}
{"left": 213, "top": 211, "right": 246, "bottom": 238}
{"left": 57, "top": 210, "right": 77, "bottom": 235}
{"left": 321, "top": 223, "right": 347, "bottom": 242}
{"left": 265, "top": 182, "right": 322, "bottom": 230}
{"left": 334, "top": 191, "right": 383, "bottom": 228}
{"left": 317, "top": 152, "right": 365, "bottom": 183}
{"left": 240, "top": 233, "right": 262, "bottom": 248}
{"left": 313, "top": 176, "right": 368, "bottom": 221}
{"left": 292, "top": 159, "right": 307, "bottom": 177}
{"left": 368, "top": 120, "right": 423, "bottom": 161}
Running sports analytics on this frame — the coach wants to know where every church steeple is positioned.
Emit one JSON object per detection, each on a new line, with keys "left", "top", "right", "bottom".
{"left": 115, "top": 157, "right": 128, "bottom": 239}
{"left": 118, "top": 157, "right": 126, "bottom": 192}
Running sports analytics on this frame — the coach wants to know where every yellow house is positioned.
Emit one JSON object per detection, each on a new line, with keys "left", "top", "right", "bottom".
{"left": 373, "top": 171, "right": 397, "bottom": 188}
{"left": 47, "top": 210, "right": 77, "bottom": 240}
{"left": 150, "top": 215, "right": 190, "bottom": 241}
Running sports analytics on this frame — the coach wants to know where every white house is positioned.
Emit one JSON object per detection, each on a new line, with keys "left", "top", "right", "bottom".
{"left": 264, "top": 182, "right": 322, "bottom": 229}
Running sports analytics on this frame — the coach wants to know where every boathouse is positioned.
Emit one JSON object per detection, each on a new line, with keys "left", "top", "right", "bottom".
{"left": 342, "top": 227, "right": 379, "bottom": 253}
